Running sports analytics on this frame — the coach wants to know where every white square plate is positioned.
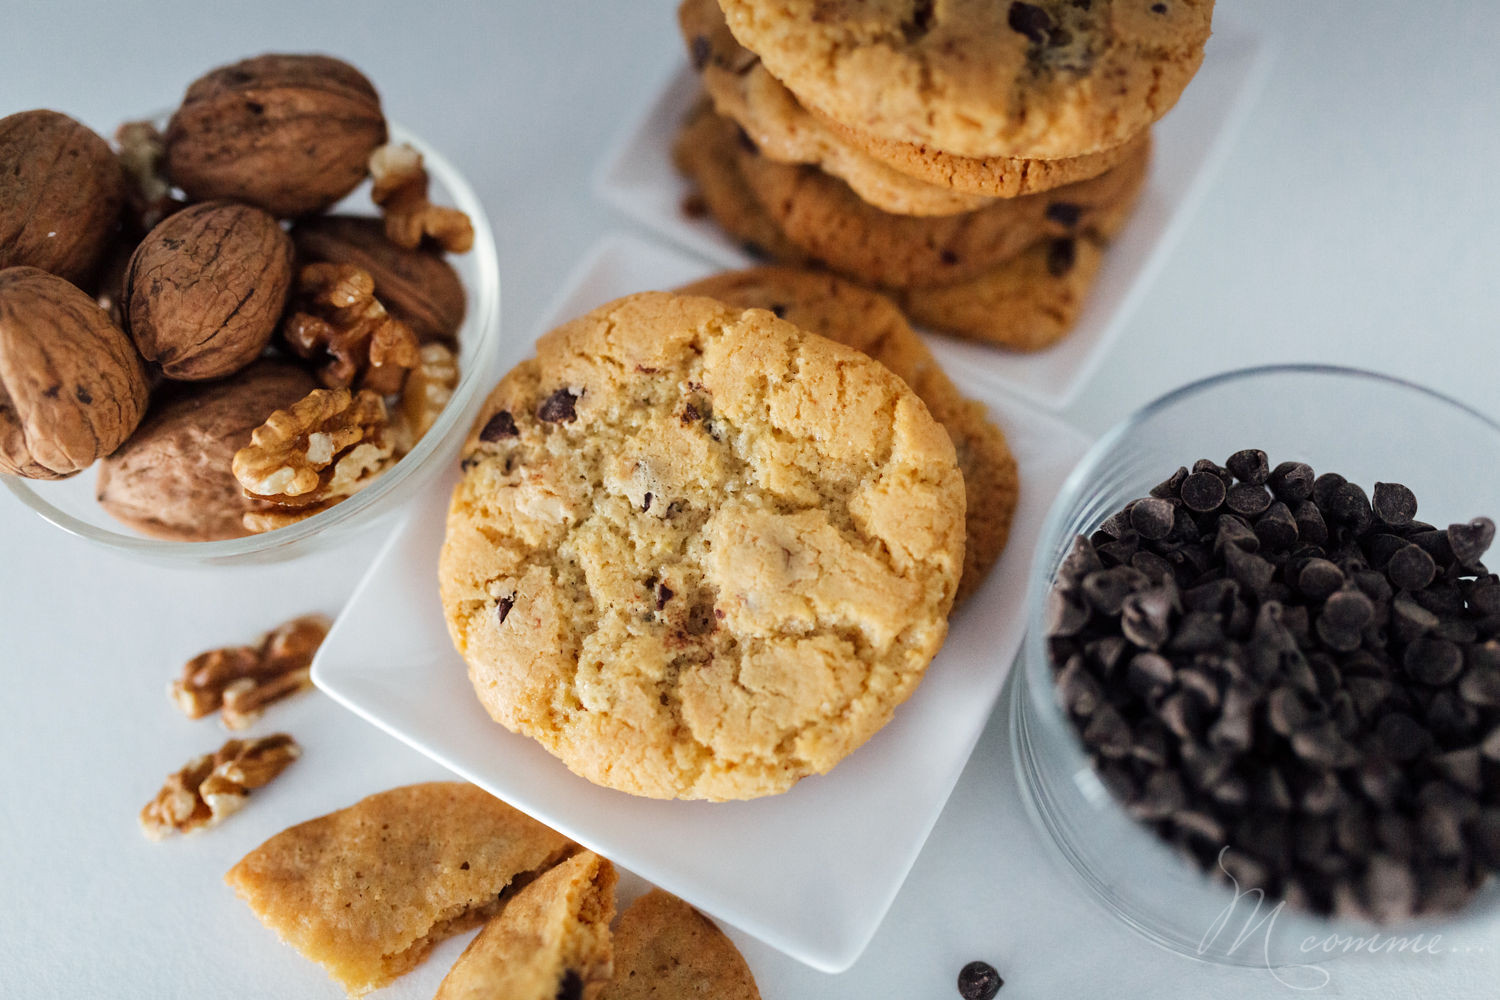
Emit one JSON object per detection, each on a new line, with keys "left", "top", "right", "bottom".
{"left": 593, "top": 24, "right": 1271, "bottom": 409}
{"left": 312, "top": 232, "right": 1091, "bottom": 973}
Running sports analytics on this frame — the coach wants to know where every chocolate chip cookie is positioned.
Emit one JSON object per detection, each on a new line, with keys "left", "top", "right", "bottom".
{"left": 682, "top": 0, "right": 1136, "bottom": 209}
{"left": 434, "top": 851, "right": 616, "bottom": 1000}
{"left": 439, "top": 291, "right": 966, "bottom": 800}
{"left": 731, "top": 112, "right": 1151, "bottom": 287}
{"left": 224, "top": 782, "right": 575, "bottom": 997}
{"left": 718, "top": 0, "right": 1213, "bottom": 159}
{"left": 678, "top": 266, "right": 1017, "bottom": 602}
{"left": 599, "top": 890, "right": 761, "bottom": 1000}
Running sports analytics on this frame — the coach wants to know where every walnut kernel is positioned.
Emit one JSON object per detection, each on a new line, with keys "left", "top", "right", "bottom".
{"left": 139, "top": 734, "right": 301, "bottom": 840}
{"left": 232, "top": 386, "right": 394, "bottom": 506}
{"left": 369, "top": 143, "right": 474, "bottom": 253}
{"left": 283, "top": 262, "right": 420, "bottom": 394}
{"left": 169, "top": 613, "right": 329, "bottom": 728}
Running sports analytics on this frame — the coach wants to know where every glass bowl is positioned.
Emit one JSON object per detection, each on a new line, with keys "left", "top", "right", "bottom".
{"left": 1012, "top": 365, "right": 1500, "bottom": 968}
{"left": 0, "top": 122, "right": 501, "bottom": 566}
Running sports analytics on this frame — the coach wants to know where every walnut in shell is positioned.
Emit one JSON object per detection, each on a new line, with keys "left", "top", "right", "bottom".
{"left": 164, "top": 54, "right": 387, "bottom": 218}
{"left": 96, "top": 360, "right": 316, "bottom": 540}
{"left": 123, "top": 201, "right": 294, "bottom": 380}
{"left": 0, "top": 110, "right": 128, "bottom": 284}
{"left": 292, "top": 215, "right": 465, "bottom": 342}
{"left": 0, "top": 267, "right": 149, "bottom": 479}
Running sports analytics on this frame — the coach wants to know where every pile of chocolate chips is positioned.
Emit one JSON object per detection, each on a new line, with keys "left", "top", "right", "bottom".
{"left": 1046, "top": 450, "right": 1500, "bottom": 922}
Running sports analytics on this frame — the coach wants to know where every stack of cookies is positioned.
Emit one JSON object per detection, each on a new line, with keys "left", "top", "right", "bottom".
{"left": 674, "top": 0, "right": 1214, "bottom": 351}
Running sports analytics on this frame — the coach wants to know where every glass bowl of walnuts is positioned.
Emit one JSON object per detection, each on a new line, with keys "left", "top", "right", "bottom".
{"left": 0, "top": 55, "right": 500, "bottom": 565}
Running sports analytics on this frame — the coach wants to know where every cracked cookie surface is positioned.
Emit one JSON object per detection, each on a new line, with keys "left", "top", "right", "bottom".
{"left": 677, "top": 266, "right": 1017, "bottom": 602}
{"left": 439, "top": 291, "right": 965, "bottom": 800}
{"left": 718, "top": 0, "right": 1213, "bottom": 159}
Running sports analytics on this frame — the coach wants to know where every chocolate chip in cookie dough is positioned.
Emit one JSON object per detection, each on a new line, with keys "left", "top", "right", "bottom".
{"left": 690, "top": 34, "right": 712, "bottom": 71}
{"left": 1046, "top": 238, "right": 1077, "bottom": 277}
{"left": 1007, "top": 2, "right": 1055, "bottom": 45}
{"left": 1045, "top": 202, "right": 1082, "bottom": 228}
{"left": 537, "top": 389, "right": 578, "bottom": 423}
{"left": 656, "top": 582, "right": 674, "bottom": 611}
{"left": 901, "top": 0, "right": 936, "bottom": 42}
{"left": 957, "top": 960, "right": 1003, "bottom": 1000}
{"left": 555, "top": 969, "right": 584, "bottom": 1000}
{"left": 496, "top": 594, "right": 515, "bottom": 625}
{"left": 479, "top": 410, "right": 518, "bottom": 441}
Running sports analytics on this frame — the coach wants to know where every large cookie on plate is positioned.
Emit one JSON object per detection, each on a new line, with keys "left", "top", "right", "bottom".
{"left": 677, "top": 265, "right": 1017, "bottom": 603}
{"left": 718, "top": 0, "right": 1213, "bottom": 159}
{"left": 439, "top": 291, "right": 965, "bottom": 801}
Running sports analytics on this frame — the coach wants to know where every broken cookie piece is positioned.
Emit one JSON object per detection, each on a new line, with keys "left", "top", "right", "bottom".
{"left": 600, "top": 890, "right": 761, "bottom": 1000}
{"left": 224, "top": 782, "right": 574, "bottom": 997}
{"left": 435, "top": 851, "right": 616, "bottom": 1000}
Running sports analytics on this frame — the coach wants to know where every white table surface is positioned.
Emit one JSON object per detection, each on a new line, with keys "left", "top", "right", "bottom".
{"left": 3, "top": 2, "right": 1498, "bottom": 998}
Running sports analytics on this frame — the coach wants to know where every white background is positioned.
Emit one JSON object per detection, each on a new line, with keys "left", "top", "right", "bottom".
{"left": 2, "top": 2, "right": 1498, "bottom": 998}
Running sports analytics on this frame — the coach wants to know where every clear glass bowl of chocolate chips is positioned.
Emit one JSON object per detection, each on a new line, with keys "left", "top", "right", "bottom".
{"left": 1, "top": 55, "right": 501, "bottom": 565}
{"left": 1013, "top": 365, "right": 1500, "bottom": 966}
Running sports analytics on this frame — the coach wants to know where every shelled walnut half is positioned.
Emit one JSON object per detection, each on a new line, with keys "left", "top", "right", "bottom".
{"left": 139, "top": 734, "right": 301, "bottom": 840}
{"left": 170, "top": 613, "right": 330, "bottom": 728}
{"left": 232, "top": 386, "right": 394, "bottom": 511}
{"left": 283, "top": 262, "right": 420, "bottom": 394}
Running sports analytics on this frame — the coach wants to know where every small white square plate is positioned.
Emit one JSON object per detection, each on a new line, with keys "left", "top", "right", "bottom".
{"left": 593, "top": 24, "right": 1271, "bottom": 409}
{"left": 312, "top": 232, "right": 1091, "bottom": 973}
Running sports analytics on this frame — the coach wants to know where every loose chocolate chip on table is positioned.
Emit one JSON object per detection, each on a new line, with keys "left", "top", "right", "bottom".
{"left": 1372, "top": 482, "right": 1418, "bottom": 526}
{"left": 957, "top": 960, "right": 1003, "bottom": 1000}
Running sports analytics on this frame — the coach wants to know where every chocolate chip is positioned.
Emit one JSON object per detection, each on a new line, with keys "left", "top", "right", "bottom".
{"left": 1459, "top": 666, "right": 1500, "bottom": 707}
{"left": 1007, "top": 1, "right": 1054, "bottom": 44}
{"left": 1130, "top": 497, "right": 1176, "bottom": 540}
{"left": 1265, "top": 461, "right": 1314, "bottom": 502}
{"left": 1403, "top": 636, "right": 1464, "bottom": 686}
{"left": 1387, "top": 543, "right": 1437, "bottom": 591}
{"left": 1293, "top": 500, "right": 1329, "bottom": 546}
{"left": 1127, "top": 651, "right": 1174, "bottom": 697}
{"left": 682, "top": 403, "right": 701, "bottom": 424}
{"left": 1328, "top": 482, "right": 1374, "bottom": 533}
{"left": 1057, "top": 535, "right": 1104, "bottom": 587}
{"left": 957, "top": 960, "right": 1003, "bottom": 1000}
{"left": 1254, "top": 501, "right": 1300, "bottom": 551}
{"left": 1045, "top": 237, "right": 1076, "bottom": 277}
{"left": 655, "top": 583, "right": 674, "bottom": 611}
{"left": 1121, "top": 588, "right": 1174, "bottom": 649}
{"left": 1216, "top": 515, "right": 1260, "bottom": 555}
{"left": 1179, "top": 471, "right": 1226, "bottom": 513}
{"left": 496, "top": 594, "right": 515, "bottom": 625}
{"left": 1083, "top": 702, "right": 1132, "bottom": 758}
{"left": 1224, "top": 482, "right": 1272, "bottom": 515}
{"left": 940, "top": 249, "right": 959, "bottom": 266}
{"left": 1045, "top": 588, "right": 1090, "bottom": 637}
{"left": 1224, "top": 543, "right": 1273, "bottom": 594}
{"left": 1449, "top": 518, "right": 1496, "bottom": 567}
{"left": 556, "top": 969, "right": 584, "bottom": 1000}
{"left": 1151, "top": 465, "right": 1189, "bottom": 499}
{"left": 1045, "top": 202, "right": 1082, "bottom": 228}
{"left": 479, "top": 410, "right": 518, "bottom": 441}
{"left": 1376, "top": 712, "right": 1433, "bottom": 762}
{"left": 901, "top": 0, "right": 936, "bottom": 41}
{"left": 537, "top": 388, "right": 578, "bottom": 423}
{"left": 1081, "top": 566, "right": 1147, "bottom": 615}
{"left": 690, "top": 34, "right": 711, "bottom": 70}
{"left": 642, "top": 492, "right": 653, "bottom": 512}
{"left": 1312, "top": 472, "right": 1347, "bottom": 512}
{"left": 1226, "top": 449, "right": 1269, "bottom": 485}
{"left": 1372, "top": 482, "right": 1418, "bottom": 526}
